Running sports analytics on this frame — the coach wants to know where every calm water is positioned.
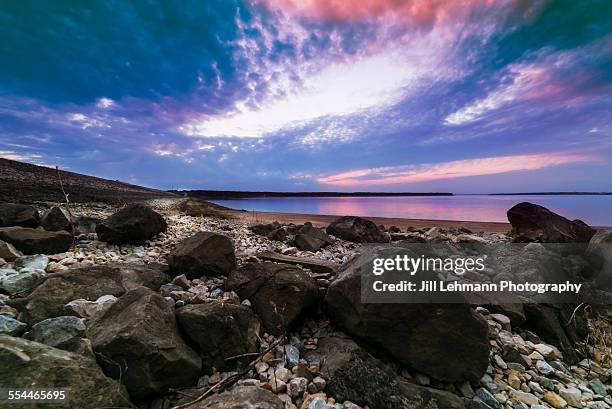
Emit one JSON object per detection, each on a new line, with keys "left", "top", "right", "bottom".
{"left": 212, "top": 195, "right": 612, "bottom": 226}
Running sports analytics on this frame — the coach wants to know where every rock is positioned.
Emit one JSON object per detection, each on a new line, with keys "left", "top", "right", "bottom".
{"left": 323, "top": 246, "right": 490, "bottom": 382}
{"left": 0, "top": 240, "right": 22, "bottom": 261}
{"left": 0, "top": 335, "right": 131, "bottom": 408}
{"left": 0, "top": 203, "right": 39, "bottom": 228}
{"left": 15, "top": 254, "right": 49, "bottom": 271}
{"left": 587, "top": 228, "right": 612, "bottom": 288}
{"left": 250, "top": 222, "right": 281, "bottom": 237}
{"left": 87, "top": 287, "right": 201, "bottom": 399}
{"left": 65, "top": 295, "right": 118, "bottom": 320}
{"left": 176, "top": 302, "right": 261, "bottom": 373}
{"left": 225, "top": 262, "right": 319, "bottom": 335}
{"left": 0, "top": 314, "right": 27, "bottom": 335}
{"left": 306, "top": 334, "right": 465, "bottom": 409}
{"left": 191, "top": 386, "right": 284, "bottom": 408}
{"left": 0, "top": 227, "right": 73, "bottom": 254}
{"left": 293, "top": 234, "right": 326, "bottom": 252}
{"left": 509, "top": 390, "right": 539, "bottom": 406}
{"left": 589, "top": 378, "right": 607, "bottom": 396}
{"left": 507, "top": 202, "right": 595, "bottom": 243}
{"left": 9, "top": 263, "right": 169, "bottom": 324}
{"left": 40, "top": 206, "right": 72, "bottom": 231}
{"left": 285, "top": 344, "right": 300, "bottom": 367}
{"left": 327, "top": 216, "right": 390, "bottom": 243}
{"left": 544, "top": 391, "right": 568, "bottom": 409}
{"left": 558, "top": 386, "right": 582, "bottom": 407}
{"left": 168, "top": 232, "right": 236, "bottom": 279}
{"left": 490, "top": 313, "right": 511, "bottom": 331}
{"left": 23, "top": 315, "right": 93, "bottom": 358}
{"left": 73, "top": 216, "right": 101, "bottom": 235}
{"left": 0, "top": 268, "right": 46, "bottom": 295}
{"left": 476, "top": 388, "right": 501, "bottom": 409}
{"left": 288, "top": 377, "right": 308, "bottom": 398}
{"left": 535, "top": 360, "right": 554, "bottom": 376}
{"left": 96, "top": 203, "right": 167, "bottom": 244}
{"left": 523, "top": 303, "right": 586, "bottom": 364}
{"left": 258, "top": 251, "right": 338, "bottom": 275}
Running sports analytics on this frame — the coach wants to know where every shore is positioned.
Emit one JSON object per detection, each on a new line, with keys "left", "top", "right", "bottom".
{"left": 224, "top": 208, "right": 512, "bottom": 233}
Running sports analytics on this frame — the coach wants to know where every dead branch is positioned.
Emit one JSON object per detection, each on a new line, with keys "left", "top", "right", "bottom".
{"left": 56, "top": 165, "right": 76, "bottom": 241}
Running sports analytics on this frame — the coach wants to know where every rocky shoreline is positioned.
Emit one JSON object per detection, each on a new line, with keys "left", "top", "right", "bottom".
{"left": 0, "top": 198, "right": 610, "bottom": 409}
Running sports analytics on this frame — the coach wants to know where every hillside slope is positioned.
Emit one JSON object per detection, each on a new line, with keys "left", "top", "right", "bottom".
{"left": 0, "top": 158, "right": 176, "bottom": 203}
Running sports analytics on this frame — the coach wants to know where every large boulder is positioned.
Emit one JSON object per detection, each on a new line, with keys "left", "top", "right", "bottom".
{"left": 176, "top": 303, "right": 261, "bottom": 373}
{"left": 190, "top": 386, "right": 284, "bottom": 409}
{"left": 507, "top": 202, "right": 595, "bottom": 243}
{"left": 40, "top": 206, "right": 72, "bottom": 231}
{"left": 225, "top": 262, "right": 319, "bottom": 335}
{"left": 323, "top": 246, "right": 490, "bottom": 382}
{"left": 0, "top": 203, "right": 39, "bottom": 228}
{"left": 0, "top": 227, "right": 72, "bottom": 254}
{"left": 588, "top": 228, "right": 612, "bottom": 287}
{"left": 168, "top": 232, "right": 236, "bottom": 279}
{"left": 0, "top": 314, "right": 27, "bottom": 336}
{"left": 306, "top": 334, "right": 465, "bottom": 409}
{"left": 0, "top": 335, "right": 132, "bottom": 408}
{"left": 87, "top": 287, "right": 201, "bottom": 399}
{"left": 291, "top": 222, "right": 334, "bottom": 252}
{"left": 96, "top": 204, "right": 167, "bottom": 244}
{"left": 8, "top": 263, "right": 169, "bottom": 324}
{"left": 326, "top": 216, "right": 390, "bottom": 243}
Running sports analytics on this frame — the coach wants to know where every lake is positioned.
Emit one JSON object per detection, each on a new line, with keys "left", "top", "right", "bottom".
{"left": 211, "top": 195, "right": 612, "bottom": 226}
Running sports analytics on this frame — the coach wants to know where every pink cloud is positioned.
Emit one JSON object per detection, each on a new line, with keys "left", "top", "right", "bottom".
{"left": 316, "top": 152, "right": 596, "bottom": 187}
{"left": 259, "top": 0, "right": 504, "bottom": 25}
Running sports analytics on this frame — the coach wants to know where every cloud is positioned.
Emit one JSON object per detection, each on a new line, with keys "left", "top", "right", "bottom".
{"left": 317, "top": 152, "right": 596, "bottom": 187}
{"left": 96, "top": 97, "right": 115, "bottom": 109}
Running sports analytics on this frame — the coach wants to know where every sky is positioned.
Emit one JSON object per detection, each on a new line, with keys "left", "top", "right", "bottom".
{"left": 0, "top": 0, "right": 611, "bottom": 193}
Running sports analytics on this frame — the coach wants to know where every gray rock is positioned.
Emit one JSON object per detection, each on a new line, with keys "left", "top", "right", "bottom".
{"left": 87, "top": 287, "right": 201, "bottom": 399}
{"left": 0, "top": 268, "right": 46, "bottom": 295}
{"left": 326, "top": 216, "right": 389, "bottom": 243}
{"left": 24, "top": 316, "right": 92, "bottom": 358}
{"left": 0, "top": 335, "right": 131, "bottom": 408}
{"left": 15, "top": 254, "right": 49, "bottom": 271}
{"left": 559, "top": 386, "right": 582, "bottom": 407}
{"left": 536, "top": 360, "right": 555, "bottom": 376}
{"left": 285, "top": 344, "right": 300, "bottom": 367}
{"left": 40, "top": 206, "right": 72, "bottom": 231}
{"left": 589, "top": 378, "right": 606, "bottom": 396}
{"left": 0, "top": 314, "right": 27, "bottom": 336}
{"left": 476, "top": 388, "right": 501, "bottom": 409}
{"left": 0, "top": 240, "right": 22, "bottom": 262}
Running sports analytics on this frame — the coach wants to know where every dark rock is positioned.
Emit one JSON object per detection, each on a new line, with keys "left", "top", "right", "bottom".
{"left": 268, "top": 227, "right": 289, "bottom": 242}
{"left": 74, "top": 216, "right": 101, "bottom": 235}
{"left": 190, "top": 386, "right": 283, "bottom": 408}
{"left": 0, "top": 227, "right": 72, "bottom": 254}
{"left": 0, "top": 239, "right": 22, "bottom": 261}
{"left": 8, "top": 263, "right": 169, "bottom": 324}
{"left": 96, "top": 203, "right": 167, "bottom": 244}
{"left": 0, "top": 203, "right": 39, "bottom": 228}
{"left": 176, "top": 303, "right": 261, "bottom": 373}
{"left": 168, "top": 232, "right": 236, "bottom": 279}
{"left": 502, "top": 344, "right": 529, "bottom": 367}
{"left": 323, "top": 246, "right": 490, "bottom": 382}
{"left": 306, "top": 334, "right": 465, "bottom": 409}
{"left": 507, "top": 202, "right": 595, "bottom": 243}
{"left": 257, "top": 251, "right": 338, "bottom": 275}
{"left": 292, "top": 233, "right": 325, "bottom": 252}
{"left": 326, "top": 216, "right": 390, "bottom": 243}
{"left": 523, "top": 303, "right": 587, "bottom": 364}
{"left": 225, "top": 262, "right": 319, "bottom": 335}
{"left": 87, "top": 287, "right": 201, "bottom": 399}
{"left": 40, "top": 206, "right": 71, "bottom": 231}
{"left": 249, "top": 222, "right": 281, "bottom": 236}
{"left": 388, "top": 226, "right": 401, "bottom": 233}
{"left": 0, "top": 335, "right": 132, "bottom": 408}
{"left": 587, "top": 228, "right": 612, "bottom": 287}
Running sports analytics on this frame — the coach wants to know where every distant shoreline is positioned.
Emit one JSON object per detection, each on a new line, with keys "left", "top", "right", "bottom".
{"left": 171, "top": 190, "right": 453, "bottom": 199}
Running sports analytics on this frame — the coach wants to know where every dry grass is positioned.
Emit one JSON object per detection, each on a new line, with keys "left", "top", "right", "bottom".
{"left": 586, "top": 313, "right": 612, "bottom": 368}
{"left": 169, "top": 198, "right": 234, "bottom": 220}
